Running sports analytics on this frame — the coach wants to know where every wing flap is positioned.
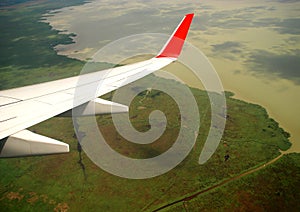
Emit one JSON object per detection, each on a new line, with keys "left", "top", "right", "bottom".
{"left": 61, "top": 98, "right": 129, "bottom": 116}
{"left": 0, "top": 96, "right": 20, "bottom": 106}
{"left": 82, "top": 98, "right": 128, "bottom": 115}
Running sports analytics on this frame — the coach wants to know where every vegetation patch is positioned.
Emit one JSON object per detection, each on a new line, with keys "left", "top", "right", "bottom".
{"left": 169, "top": 153, "right": 300, "bottom": 211}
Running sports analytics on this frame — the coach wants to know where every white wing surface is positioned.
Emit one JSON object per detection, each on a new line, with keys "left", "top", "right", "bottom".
{"left": 0, "top": 13, "right": 194, "bottom": 157}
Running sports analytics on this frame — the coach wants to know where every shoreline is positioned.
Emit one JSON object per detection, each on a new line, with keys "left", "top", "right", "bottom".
{"left": 231, "top": 92, "right": 298, "bottom": 154}
{"left": 40, "top": 1, "right": 299, "bottom": 154}
{"left": 47, "top": 37, "right": 299, "bottom": 153}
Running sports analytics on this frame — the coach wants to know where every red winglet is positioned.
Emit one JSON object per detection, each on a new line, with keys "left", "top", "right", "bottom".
{"left": 156, "top": 13, "right": 194, "bottom": 58}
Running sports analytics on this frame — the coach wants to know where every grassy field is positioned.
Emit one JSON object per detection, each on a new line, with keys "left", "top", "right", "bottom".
{"left": 0, "top": 74, "right": 294, "bottom": 211}
{"left": 0, "top": 0, "right": 298, "bottom": 211}
{"left": 169, "top": 153, "right": 300, "bottom": 211}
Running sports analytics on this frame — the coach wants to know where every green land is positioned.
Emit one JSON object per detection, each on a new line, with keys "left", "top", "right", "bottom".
{"left": 0, "top": 0, "right": 88, "bottom": 90}
{"left": 0, "top": 0, "right": 299, "bottom": 211}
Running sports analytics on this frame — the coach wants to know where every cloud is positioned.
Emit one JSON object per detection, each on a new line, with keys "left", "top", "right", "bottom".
{"left": 247, "top": 50, "right": 300, "bottom": 84}
{"left": 254, "top": 18, "right": 300, "bottom": 34}
{"left": 211, "top": 41, "right": 243, "bottom": 52}
{"left": 211, "top": 41, "right": 244, "bottom": 60}
{"left": 275, "top": 18, "right": 300, "bottom": 34}
{"left": 193, "top": 5, "right": 300, "bottom": 36}
{"left": 273, "top": 0, "right": 300, "bottom": 3}
{"left": 198, "top": 6, "right": 272, "bottom": 29}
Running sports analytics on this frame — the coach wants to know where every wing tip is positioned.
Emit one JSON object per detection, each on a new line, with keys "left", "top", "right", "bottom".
{"left": 156, "top": 13, "right": 194, "bottom": 59}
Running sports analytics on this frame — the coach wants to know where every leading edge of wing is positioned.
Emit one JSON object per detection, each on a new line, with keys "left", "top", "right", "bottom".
{"left": 156, "top": 13, "right": 194, "bottom": 59}
{"left": 0, "top": 13, "right": 195, "bottom": 142}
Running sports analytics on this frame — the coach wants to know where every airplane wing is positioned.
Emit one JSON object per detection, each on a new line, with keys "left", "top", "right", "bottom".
{"left": 0, "top": 13, "right": 194, "bottom": 157}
